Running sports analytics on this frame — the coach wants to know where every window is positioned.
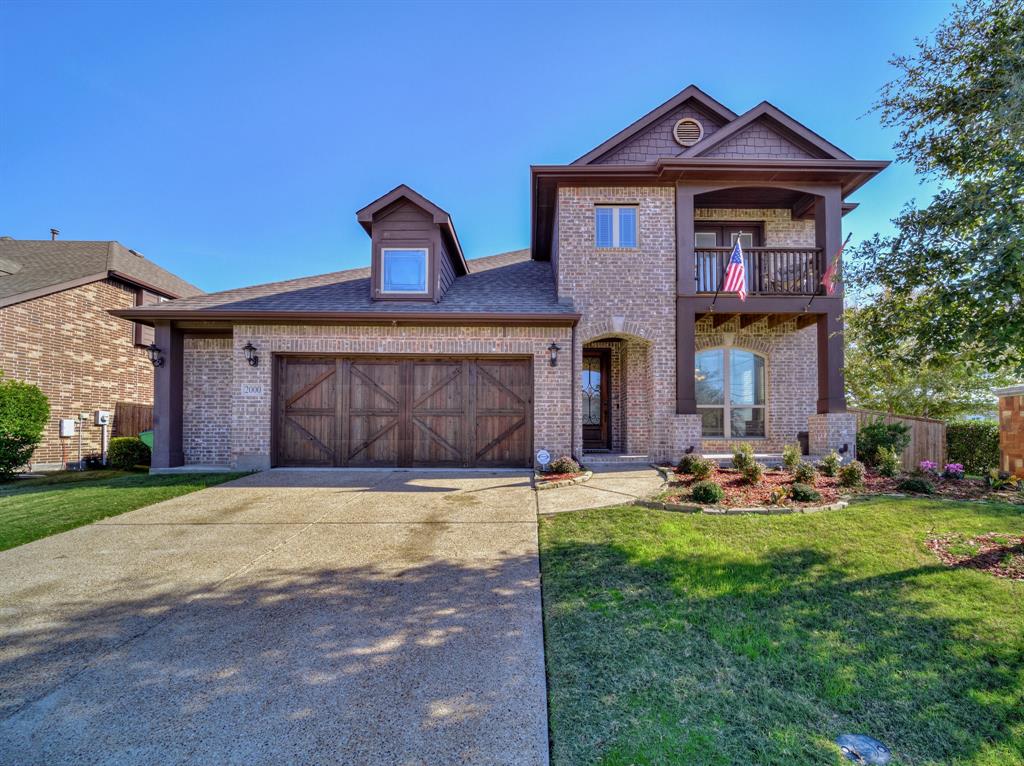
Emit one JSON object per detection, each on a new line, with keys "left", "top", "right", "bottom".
{"left": 595, "top": 206, "right": 637, "bottom": 248}
{"left": 695, "top": 348, "right": 766, "bottom": 438}
{"left": 381, "top": 248, "right": 428, "bottom": 294}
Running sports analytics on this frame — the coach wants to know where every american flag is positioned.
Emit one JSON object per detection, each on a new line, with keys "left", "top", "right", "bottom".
{"left": 722, "top": 240, "right": 747, "bottom": 301}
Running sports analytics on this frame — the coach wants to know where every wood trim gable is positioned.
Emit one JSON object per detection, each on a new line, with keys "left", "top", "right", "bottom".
{"left": 679, "top": 101, "right": 852, "bottom": 160}
{"left": 571, "top": 85, "right": 739, "bottom": 165}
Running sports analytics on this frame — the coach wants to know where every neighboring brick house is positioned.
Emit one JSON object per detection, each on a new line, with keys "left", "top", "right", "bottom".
{"left": 116, "top": 85, "right": 887, "bottom": 471}
{"left": 0, "top": 238, "right": 202, "bottom": 469}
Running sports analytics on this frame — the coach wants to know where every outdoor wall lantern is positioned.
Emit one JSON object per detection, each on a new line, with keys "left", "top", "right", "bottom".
{"left": 548, "top": 342, "right": 561, "bottom": 367}
{"left": 243, "top": 342, "right": 260, "bottom": 367}
{"left": 145, "top": 343, "right": 164, "bottom": 368}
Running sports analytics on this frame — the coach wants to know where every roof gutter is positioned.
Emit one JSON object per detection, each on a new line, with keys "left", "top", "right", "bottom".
{"left": 109, "top": 308, "right": 582, "bottom": 327}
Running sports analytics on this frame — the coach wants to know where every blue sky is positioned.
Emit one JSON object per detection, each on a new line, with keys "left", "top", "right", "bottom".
{"left": 1, "top": 0, "right": 951, "bottom": 293}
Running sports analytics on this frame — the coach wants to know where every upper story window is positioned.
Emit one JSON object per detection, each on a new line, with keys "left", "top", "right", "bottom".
{"left": 595, "top": 206, "right": 637, "bottom": 248}
{"left": 696, "top": 348, "right": 766, "bottom": 438}
{"left": 381, "top": 247, "right": 429, "bottom": 294}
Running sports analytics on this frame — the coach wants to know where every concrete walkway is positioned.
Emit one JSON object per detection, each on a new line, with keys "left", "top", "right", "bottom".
{"left": 535, "top": 465, "right": 665, "bottom": 515}
{"left": 0, "top": 469, "right": 548, "bottom": 766}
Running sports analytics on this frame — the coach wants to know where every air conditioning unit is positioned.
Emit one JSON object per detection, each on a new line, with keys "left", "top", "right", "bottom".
{"left": 94, "top": 410, "right": 111, "bottom": 426}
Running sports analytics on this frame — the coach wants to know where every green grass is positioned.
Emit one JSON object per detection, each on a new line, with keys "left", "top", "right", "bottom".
{"left": 0, "top": 470, "right": 244, "bottom": 551}
{"left": 540, "top": 497, "right": 1024, "bottom": 766}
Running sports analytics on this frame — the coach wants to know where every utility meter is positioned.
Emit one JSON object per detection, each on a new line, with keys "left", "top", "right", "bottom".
{"left": 94, "top": 410, "right": 111, "bottom": 426}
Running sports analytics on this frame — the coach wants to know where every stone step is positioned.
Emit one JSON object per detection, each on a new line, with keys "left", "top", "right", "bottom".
{"left": 582, "top": 452, "right": 652, "bottom": 466}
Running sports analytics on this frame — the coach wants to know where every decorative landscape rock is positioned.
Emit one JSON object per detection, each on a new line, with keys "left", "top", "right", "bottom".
{"left": 835, "top": 734, "right": 892, "bottom": 764}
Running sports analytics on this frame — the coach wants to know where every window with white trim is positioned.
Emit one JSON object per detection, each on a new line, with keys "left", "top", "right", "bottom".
{"left": 595, "top": 206, "right": 638, "bottom": 248}
{"left": 696, "top": 348, "right": 766, "bottom": 438}
{"left": 381, "top": 247, "right": 429, "bottom": 294}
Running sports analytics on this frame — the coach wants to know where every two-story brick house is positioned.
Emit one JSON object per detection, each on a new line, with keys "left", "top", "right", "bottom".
{"left": 0, "top": 238, "right": 202, "bottom": 469}
{"left": 116, "top": 85, "right": 887, "bottom": 472}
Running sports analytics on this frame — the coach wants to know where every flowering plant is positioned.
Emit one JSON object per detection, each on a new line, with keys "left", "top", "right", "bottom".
{"left": 917, "top": 460, "right": 939, "bottom": 476}
{"left": 943, "top": 463, "right": 965, "bottom": 480}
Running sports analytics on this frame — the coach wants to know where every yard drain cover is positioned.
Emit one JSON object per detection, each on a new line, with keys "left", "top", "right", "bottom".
{"left": 836, "top": 734, "right": 891, "bottom": 764}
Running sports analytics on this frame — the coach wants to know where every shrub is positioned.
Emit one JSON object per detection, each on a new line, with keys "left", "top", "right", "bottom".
{"left": 856, "top": 420, "right": 911, "bottom": 467}
{"left": 946, "top": 420, "right": 1000, "bottom": 475}
{"left": 875, "top": 446, "right": 902, "bottom": 478}
{"left": 107, "top": 437, "right": 151, "bottom": 470}
{"left": 818, "top": 450, "right": 842, "bottom": 477}
{"left": 782, "top": 443, "right": 801, "bottom": 471}
{"left": 732, "top": 443, "right": 756, "bottom": 471}
{"left": 790, "top": 483, "right": 821, "bottom": 502}
{"left": 690, "top": 457, "right": 716, "bottom": 481}
{"left": 742, "top": 461, "right": 766, "bottom": 485}
{"left": 917, "top": 460, "right": 939, "bottom": 477}
{"left": 942, "top": 463, "right": 965, "bottom": 480}
{"left": 898, "top": 477, "right": 936, "bottom": 494}
{"left": 548, "top": 456, "right": 580, "bottom": 475}
{"left": 793, "top": 460, "right": 816, "bottom": 484}
{"left": 838, "top": 460, "right": 866, "bottom": 488}
{"left": 987, "top": 469, "right": 1021, "bottom": 491}
{"left": 676, "top": 453, "right": 701, "bottom": 474}
{"left": 767, "top": 485, "right": 790, "bottom": 506}
{"left": 0, "top": 375, "right": 50, "bottom": 479}
{"left": 691, "top": 480, "right": 725, "bottom": 504}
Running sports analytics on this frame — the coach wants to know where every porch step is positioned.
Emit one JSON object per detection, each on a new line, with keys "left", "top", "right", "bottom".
{"left": 582, "top": 452, "right": 652, "bottom": 467}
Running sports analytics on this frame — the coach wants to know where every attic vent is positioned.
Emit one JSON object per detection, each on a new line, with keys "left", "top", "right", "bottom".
{"left": 673, "top": 118, "right": 704, "bottom": 147}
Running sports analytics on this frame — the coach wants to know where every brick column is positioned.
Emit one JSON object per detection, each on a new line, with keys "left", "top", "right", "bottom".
{"left": 808, "top": 412, "right": 857, "bottom": 460}
{"left": 996, "top": 384, "right": 1024, "bottom": 478}
{"left": 151, "top": 321, "right": 184, "bottom": 469}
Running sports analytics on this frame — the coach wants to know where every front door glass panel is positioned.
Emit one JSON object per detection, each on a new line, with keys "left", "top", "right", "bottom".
{"left": 582, "top": 356, "right": 602, "bottom": 426}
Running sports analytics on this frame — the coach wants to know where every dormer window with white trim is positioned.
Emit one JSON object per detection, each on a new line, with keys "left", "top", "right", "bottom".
{"left": 595, "top": 206, "right": 638, "bottom": 249}
{"left": 381, "top": 247, "right": 429, "bottom": 294}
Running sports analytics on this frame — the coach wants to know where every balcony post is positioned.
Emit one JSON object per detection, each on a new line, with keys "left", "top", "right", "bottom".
{"left": 816, "top": 308, "right": 847, "bottom": 414}
{"left": 814, "top": 185, "right": 843, "bottom": 293}
{"left": 676, "top": 305, "right": 696, "bottom": 414}
{"left": 676, "top": 184, "right": 696, "bottom": 296}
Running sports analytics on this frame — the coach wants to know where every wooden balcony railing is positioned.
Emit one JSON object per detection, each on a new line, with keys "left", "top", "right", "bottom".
{"left": 695, "top": 247, "right": 824, "bottom": 295}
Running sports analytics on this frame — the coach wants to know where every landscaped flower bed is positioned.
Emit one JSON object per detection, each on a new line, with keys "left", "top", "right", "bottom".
{"left": 658, "top": 463, "right": 1023, "bottom": 509}
{"left": 926, "top": 532, "right": 1024, "bottom": 580}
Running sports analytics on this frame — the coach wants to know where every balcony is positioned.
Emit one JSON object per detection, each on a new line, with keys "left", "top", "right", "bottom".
{"left": 695, "top": 246, "right": 823, "bottom": 295}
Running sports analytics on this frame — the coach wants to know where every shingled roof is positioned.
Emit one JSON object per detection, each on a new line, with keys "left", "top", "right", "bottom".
{"left": 0, "top": 239, "right": 203, "bottom": 308}
{"left": 114, "top": 249, "right": 576, "bottom": 323}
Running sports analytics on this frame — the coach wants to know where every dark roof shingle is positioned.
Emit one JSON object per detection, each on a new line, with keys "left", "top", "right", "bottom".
{"left": 121, "top": 249, "right": 572, "bottom": 317}
{"left": 0, "top": 240, "right": 203, "bottom": 307}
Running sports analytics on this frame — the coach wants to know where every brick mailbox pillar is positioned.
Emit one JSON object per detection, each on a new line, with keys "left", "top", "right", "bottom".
{"left": 995, "top": 384, "right": 1024, "bottom": 478}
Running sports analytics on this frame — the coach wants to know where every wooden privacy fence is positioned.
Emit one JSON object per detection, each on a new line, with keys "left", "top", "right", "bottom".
{"left": 850, "top": 408, "right": 947, "bottom": 470}
{"left": 113, "top": 402, "right": 153, "bottom": 438}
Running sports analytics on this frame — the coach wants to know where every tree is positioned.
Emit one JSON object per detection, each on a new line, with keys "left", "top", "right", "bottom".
{"left": 844, "top": 308, "right": 1013, "bottom": 419}
{"left": 0, "top": 374, "right": 50, "bottom": 479}
{"left": 846, "top": 0, "right": 1024, "bottom": 375}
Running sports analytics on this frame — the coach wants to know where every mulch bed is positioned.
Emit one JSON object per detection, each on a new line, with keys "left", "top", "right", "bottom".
{"left": 662, "top": 466, "right": 1023, "bottom": 509}
{"left": 926, "top": 533, "right": 1024, "bottom": 580}
{"left": 539, "top": 471, "right": 587, "bottom": 482}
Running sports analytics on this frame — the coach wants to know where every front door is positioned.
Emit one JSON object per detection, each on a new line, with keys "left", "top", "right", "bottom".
{"left": 582, "top": 350, "right": 610, "bottom": 450}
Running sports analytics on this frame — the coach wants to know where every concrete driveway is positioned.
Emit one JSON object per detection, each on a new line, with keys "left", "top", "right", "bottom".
{"left": 0, "top": 469, "right": 548, "bottom": 766}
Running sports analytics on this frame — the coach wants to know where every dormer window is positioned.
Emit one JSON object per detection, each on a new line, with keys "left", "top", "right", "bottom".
{"left": 381, "top": 247, "right": 429, "bottom": 294}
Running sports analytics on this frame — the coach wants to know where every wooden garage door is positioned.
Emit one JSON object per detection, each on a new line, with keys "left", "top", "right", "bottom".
{"left": 274, "top": 357, "right": 532, "bottom": 468}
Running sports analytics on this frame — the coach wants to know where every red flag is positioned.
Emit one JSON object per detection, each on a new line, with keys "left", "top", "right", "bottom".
{"left": 822, "top": 233, "right": 852, "bottom": 296}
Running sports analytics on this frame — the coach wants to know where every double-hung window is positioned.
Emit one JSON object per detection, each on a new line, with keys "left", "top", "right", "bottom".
{"left": 381, "top": 247, "right": 429, "bottom": 294}
{"left": 696, "top": 348, "right": 767, "bottom": 438}
{"left": 595, "top": 206, "right": 637, "bottom": 248}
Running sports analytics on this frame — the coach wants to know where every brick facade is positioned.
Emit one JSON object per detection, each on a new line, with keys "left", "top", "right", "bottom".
{"left": 183, "top": 337, "right": 233, "bottom": 466}
{"left": 175, "top": 324, "right": 573, "bottom": 470}
{"left": 0, "top": 278, "right": 153, "bottom": 468}
{"left": 996, "top": 385, "right": 1024, "bottom": 478}
{"left": 557, "top": 185, "right": 679, "bottom": 461}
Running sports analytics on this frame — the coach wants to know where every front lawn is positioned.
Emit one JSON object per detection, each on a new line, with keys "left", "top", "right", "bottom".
{"left": 540, "top": 497, "right": 1024, "bottom": 765}
{"left": 0, "top": 470, "right": 244, "bottom": 551}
